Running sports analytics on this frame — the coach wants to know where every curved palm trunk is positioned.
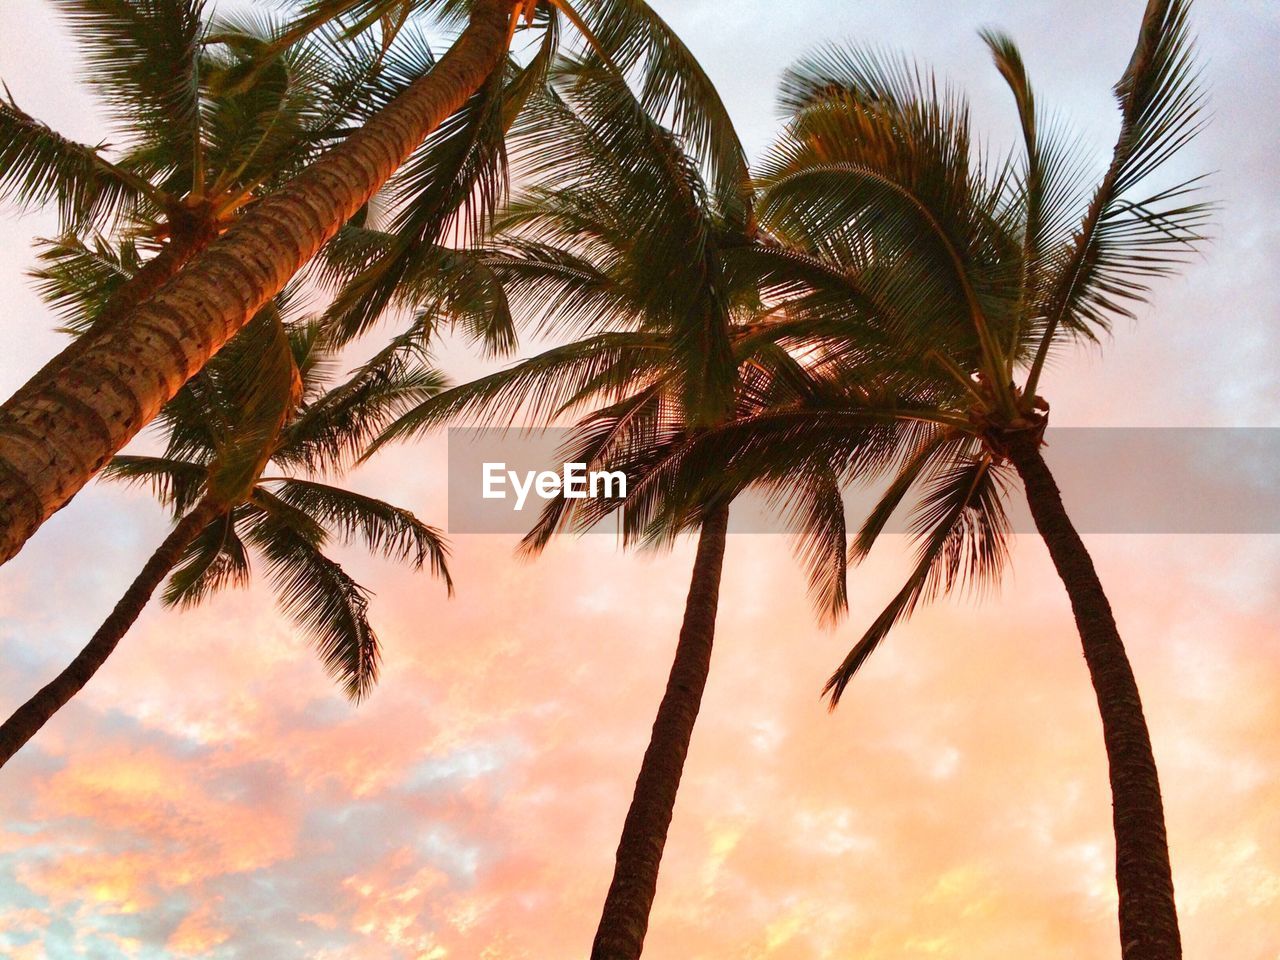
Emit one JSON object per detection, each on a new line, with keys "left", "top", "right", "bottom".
{"left": 1005, "top": 431, "right": 1180, "bottom": 960}
{"left": 0, "top": 497, "right": 222, "bottom": 769}
{"left": 591, "top": 503, "right": 730, "bottom": 960}
{"left": 0, "top": 0, "right": 514, "bottom": 566}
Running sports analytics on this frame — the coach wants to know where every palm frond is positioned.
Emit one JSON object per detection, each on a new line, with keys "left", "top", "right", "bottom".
{"left": 100, "top": 454, "right": 208, "bottom": 515}
{"left": 28, "top": 234, "right": 144, "bottom": 333}
{"left": 517, "top": 384, "right": 667, "bottom": 555}
{"left": 771, "top": 467, "right": 849, "bottom": 625}
{"left": 162, "top": 506, "right": 249, "bottom": 607}
{"left": 0, "top": 92, "right": 155, "bottom": 228}
{"left": 825, "top": 452, "right": 1012, "bottom": 705}
{"left": 51, "top": 0, "right": 205, "bottom": 168}
{"left": 365, "top": 331, "right": 672, "bottom": 455}
{"left": 318, "top": 230, "right": 515, "bottom": 352}
{"left": 202, "top": 307, "right": 301, "bottom": 504}
{"left": 565, "top": 0, "right": 747, "bottom": 212}
{"left": 281, "top": 341, "right": 447, "bottom": 475}
{"left": 248, "top": 501, "right": 381, "bottom": 702}
{"left": 1025, "top": 0, "right": 1208, "bottom": 392}
{"left": 267, "top": 478, "right": 452, "bottom": 590}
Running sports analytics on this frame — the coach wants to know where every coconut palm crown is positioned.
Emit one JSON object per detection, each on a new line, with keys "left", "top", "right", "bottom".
{"left": 106, "top": 308, "right": 452, "bottom": 702}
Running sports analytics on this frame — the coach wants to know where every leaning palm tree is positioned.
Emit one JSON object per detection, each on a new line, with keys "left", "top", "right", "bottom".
{"left": 0, "top": 264, "right": 451, "bottom": 768}
{"left": 362, "top": 58, "right": 880, "bottom": 959}
{"left": 652, "top": 4, "right": 1206, "bottom": 957}
{"left": 0, "top": 0, "right": 743, "bottom": 565}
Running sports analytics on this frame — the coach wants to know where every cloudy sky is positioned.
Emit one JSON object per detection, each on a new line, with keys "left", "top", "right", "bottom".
{"left": 0, "top": 1, "right": 1277, "bottom": 957}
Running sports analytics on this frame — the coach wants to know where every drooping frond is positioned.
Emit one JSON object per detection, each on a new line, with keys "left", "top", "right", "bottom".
{"left": 848, "top": 427, "right": 964, "bottom": 562}
{"left": 771, "top": 466, "right": 849, "bottom": 625}
{"left": 0, "top": 93, "right": 156, "bottom": 228}
{"left": 824, "top": 452, "right": 1012, "bottom": 705}
{"left": 517, "top": 384, "right": 668, "bottom": 556}
{"left": 248, "top": 495, "right": 380, "bottom": 701}
{"left": 100, "top": 454, "right": 208, "bottom": 515}
{"left": 267, "top": 478, "right": 452, "bottom": 590}
{"left": 162, "top": 506, "right": 249, "bottom": 607}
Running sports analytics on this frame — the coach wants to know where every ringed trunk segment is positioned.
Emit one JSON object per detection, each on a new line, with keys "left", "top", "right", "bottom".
{"left": 0, "top": 497, "right": 224, "bottom": 769}
{"left": 0, "top": 0, "right": 517, "bottom": 566}
{"left": 1003, "top": 428, "right": 1181, "bottom": 960}
{"left": 591, "top": 503, "right": 731, "bottom": 960}
{"left": 4, "top": 217, "right": 220, "bottom": 413}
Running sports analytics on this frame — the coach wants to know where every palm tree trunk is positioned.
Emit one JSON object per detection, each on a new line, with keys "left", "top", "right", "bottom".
{"left": 0, "top": 0, "right": 514, "bottom": 566}
{"left": 591, "top": 502, "right": 730, "bottom": 960}
{"left": 5, "top": 218, "right": 219, "bottom": 410}
{"left": 1004, "top": 430, "right": 1180, "bottom": 960}
{"left": 0, "top": 497, "right": 222, "bottom": 769}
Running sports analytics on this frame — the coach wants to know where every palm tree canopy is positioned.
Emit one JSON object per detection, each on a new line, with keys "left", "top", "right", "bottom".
{"left": 117, "top": 311, "right": 451, "bottom": 700}
{"left": 363, "top": 52, "right": 912, "bottom": 623}
{"left": 651, "top": 0, "right": 1209, "bottom": 703}
{"left": 0, "top": 0, "right": 757, "bottom": 568}
{"left": 292, "top": 0, "right": 747, "bottom": 355}
{"left": 0, "top": 0, "right": 401, "bottom": 242}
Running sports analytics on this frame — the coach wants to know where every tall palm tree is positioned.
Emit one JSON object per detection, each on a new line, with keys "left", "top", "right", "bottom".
{"left": 0, "top": 0, "right": 742, "bottom": 565}
{"left": 362, "top": 58, "right": 876, "bottom": 959}
{"left": 0, "top": 252, "right": 451, "bottom": 768}
{"left": 652, "top": 3, "right": 1207, "bottom": 957}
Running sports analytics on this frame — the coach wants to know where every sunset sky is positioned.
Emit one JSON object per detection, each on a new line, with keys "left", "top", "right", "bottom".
{"left": 1, "top": 1, "right": 1278, "bottom": 958}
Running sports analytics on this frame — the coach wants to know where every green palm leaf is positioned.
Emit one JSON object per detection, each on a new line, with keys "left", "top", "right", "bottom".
{"left": 248, "top": 500, "right": 380, "bottom": 701}
{"left": 268, "top": 478, "right": 452, "bottom": 589}
{"left": 824, "top": 452, "right": 1011, "bottom": 705}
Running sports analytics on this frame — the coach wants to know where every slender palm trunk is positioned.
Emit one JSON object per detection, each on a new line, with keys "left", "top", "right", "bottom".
{"left": 0, "top": 497, "right": 222, "bottom": 769}
{"left": 1004, "top": 430, "right": 1180, "bottom": 960}
{"left": 0, "top": 0, "right": 514, "bottom": 566}
{"left": 591, "top": 503, "right": 730, "bottom": 960}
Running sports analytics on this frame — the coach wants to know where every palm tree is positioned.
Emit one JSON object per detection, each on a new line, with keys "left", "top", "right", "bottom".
{"left": 653, "top": 3, "right": 1207, "bottom": 957}
{"left": 0, "top": 254, "right": 451, "bottom": 768}
{"left": 0, "top": 0, "right": 742, "bottom": 565}
{"left": 362, "top": 58, "right": 874, "bottom": 959}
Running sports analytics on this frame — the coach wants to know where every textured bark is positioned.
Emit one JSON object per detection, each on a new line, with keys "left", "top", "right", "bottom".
{"left": 0, "top": 0, "right": 515, "bottom": 565}
{"left": 1005, "top": 430, "right": 1181, "bottom": 960}
{"left": 0, "top": 497, "right": 222, "bottom": 769}
{"left": 591, "top": 503, "right": 730, "bottom": 960}
{"left": 6, "top": 216, "right": 218, "bottom": 411}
